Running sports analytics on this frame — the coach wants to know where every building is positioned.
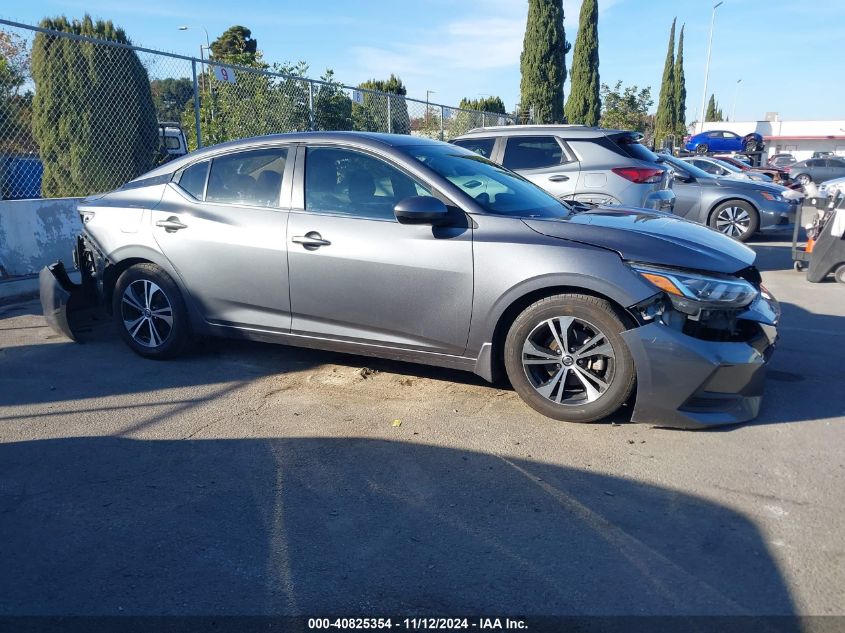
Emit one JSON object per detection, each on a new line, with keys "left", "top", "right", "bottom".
{"left": 701, "top": 118, "right": 845, "bottom": 161}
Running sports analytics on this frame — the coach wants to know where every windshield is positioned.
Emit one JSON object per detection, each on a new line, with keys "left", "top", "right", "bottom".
{"left": 660, "top": 154, "right": 714, "bottom": 180}
{"left": 407, "top": 144, "right": 571, "bottom": 219}
{"left": 710, "top": 158, "right": 743, "bottom": 173}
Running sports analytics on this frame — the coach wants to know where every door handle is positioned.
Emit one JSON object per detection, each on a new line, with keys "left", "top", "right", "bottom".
{"left": 292, "top": 232, "right": 331, "bottom": 249}
{"left": 548, "top": 174, "right": 570, "bottom": 182}
{"left": 155, "top": 217, "right": 188, "bottom": 232}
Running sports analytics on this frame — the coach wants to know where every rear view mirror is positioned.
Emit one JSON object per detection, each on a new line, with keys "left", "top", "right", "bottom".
{"left": 394, "top": 196, "right": 450, "bottom": 225}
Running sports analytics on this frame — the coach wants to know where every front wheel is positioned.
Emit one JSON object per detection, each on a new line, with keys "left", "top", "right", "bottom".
{"left": 504, "top": 294, "right": 636, "bottom": 423}
{"left": 709, "top": 200, "right": 759, "bottom": 242}
{"left": 112, "top": 263, "right": 191, "bottom": 359}
{"left": 744, "top": 139, "right": 759, "bottom": 153}
{"left": 796, "top": 174, "right": 811, "bottom": 186}
{"left": 835, "top": 264, "right": 845, "bottom": 284}
{"left": 696, "top": 144, "right": 709, "bottom": 155}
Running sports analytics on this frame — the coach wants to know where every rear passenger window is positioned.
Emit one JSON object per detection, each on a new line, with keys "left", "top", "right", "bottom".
{"left": 452, "top": 138, "right": 496, "bottom": 158}
{"left": 502, "top": 136, "right": 563, "bottom": 170}
{"left": 174, "top": 160, "right": 209, "bottom": 200}
{"left": 206, "top": 148, "right": 288, "bottom": 207}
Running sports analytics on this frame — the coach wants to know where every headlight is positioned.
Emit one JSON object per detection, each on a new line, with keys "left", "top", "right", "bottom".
{"left": 631, "top": 264, "right": 759, "bottom": 314}
{"left": 758, "top": 190, "right": 783, "bottom": 202}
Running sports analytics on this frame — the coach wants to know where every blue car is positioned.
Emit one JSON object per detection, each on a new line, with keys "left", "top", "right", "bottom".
{"left": 685, "top": 130, "right": 763, "bottom": 155}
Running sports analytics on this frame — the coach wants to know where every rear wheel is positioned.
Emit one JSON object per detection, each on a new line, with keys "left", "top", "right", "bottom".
{"left": 835, "top": 264, "right": 845, "bottom": 284}
{"left": 696, "top": 144, "right": 709, "bottom": 155}
{"left": 504, "top": 294, "right": 636, "bottom": 423}
{"left": 112, "top": 263, "right": 191, "bottom": 359}
{"left": 709, "top": 200, "right": 759, "bottom": 242}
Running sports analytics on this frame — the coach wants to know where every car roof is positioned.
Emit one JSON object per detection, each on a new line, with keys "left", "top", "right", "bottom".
{"left": 136, "top": 131, "right": 448, "bottom": 180}
{"left": 453, "top": 124, "right": 631, "bottom": 140}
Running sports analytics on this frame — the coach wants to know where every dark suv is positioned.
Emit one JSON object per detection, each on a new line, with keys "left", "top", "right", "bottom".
{"left": 451, "top": 125, "right": 675, "bottom": 211}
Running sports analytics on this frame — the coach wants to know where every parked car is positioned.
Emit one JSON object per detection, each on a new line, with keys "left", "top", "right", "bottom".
{"left": 683, "top": 156, "right": 773, "bottom": 183}
{"left": 684, "top": 130, "right": 763, "bottom": 155}
{"left": 812, "top": 151, "right": 836, "bottom": 159}
{"left": 714, "top": 154, "right": 792, "bottom": 185}
{"left": 451, "top": 125, "right": 675, "bottom": 211}
{"left": 787, "top": 157, "right": 845, "bottom": 185}
{"left": 659, "top": 153, "right": 797, "bottom": 241}
{"left": 816, "top": 176, "right": 845, "bottom": 201}
{"left": 40, "top": 132, "right": 779, "bottom": 429}
{"left": 768, "top": 153, "right": 796, "bottom": 168}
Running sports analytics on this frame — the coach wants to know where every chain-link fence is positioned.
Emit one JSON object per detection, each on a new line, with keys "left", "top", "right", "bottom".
{"left": 0, "top": 18, "right": 515, "bottom": 200}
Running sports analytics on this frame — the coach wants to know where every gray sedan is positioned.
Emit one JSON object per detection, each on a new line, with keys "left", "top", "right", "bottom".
{"left": 789, "top": 157, "right": 845, "bottom": 186}
{"left": 661, "top": 154, "right": 797, "bottom": 241}
{"left": 40, "top": 132, "right": 779, "bottom": 428}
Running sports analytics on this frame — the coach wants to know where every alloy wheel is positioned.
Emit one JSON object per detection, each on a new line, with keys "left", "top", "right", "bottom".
{"left": 521, "top": 316, "right": 616, "bottom": 405}
{"left": 715, "top": 206, "right": 752, "bottom": 238}
{"left": 120, "top": 279, "right": 174, "bottom": 348}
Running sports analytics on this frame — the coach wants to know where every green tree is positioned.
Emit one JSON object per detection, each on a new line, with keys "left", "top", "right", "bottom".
{"left": 564, "top": 0, "right": 600, "bottom": 126}
{"left": 352, "top": 74, "right": 410, "bottom": 134}
{"left": 313, "top": 69, "right": 352, "bottom": 131}
{"left": 444, "top": 97, "right": 504, "bottom": 138}
{"left": 150, "top": 78, "right": 194, "bottom": 122}
{"left": 599, "top": 81, "right": 653, "bottom": 133}
{"left": 460, "top": 96, "right": 507, "bottom": 114}
{"left": 209, "top": 25, "right": 258, "bottom": 65}
{"left": 674, "top": 24, "right": 687, "bottom": 138}
{"left": 705, "top": 94, "right": 724, "bottom": 122}
{"left": 31, "top": 15, "right": 158, "bottom": 197}
{"left": 653, "top": 18, "right": 676, "bottom": 148}
{"left": 519, "top": 0, "right": 570, "bottom": 124}
{"left": 0, "top": 29, "right": 35, "bottom": 154}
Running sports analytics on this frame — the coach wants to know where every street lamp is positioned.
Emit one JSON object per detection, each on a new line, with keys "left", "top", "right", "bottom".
{"left": 178, "top": 26, "right": 211, "bottom": 94}
{"left": 698, "top": 1, "right": 723, "bottom": 133}
{"left": 731, "top": 78, "right": 742, "bottom": 122}
{"left": 425, "top": 90, "right": 436, "bottom": 127}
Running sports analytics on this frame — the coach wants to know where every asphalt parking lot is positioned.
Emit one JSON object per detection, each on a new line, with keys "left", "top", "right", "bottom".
{"left": 0, "top": 211, "right": 843, "bottom": 617}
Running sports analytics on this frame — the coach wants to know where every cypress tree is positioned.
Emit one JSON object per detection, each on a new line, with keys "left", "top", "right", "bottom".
{"left": 31, "top": 15, "right": 158, "bottom": 197}
{"left": 705, "top": 94, "right": 724, "bottom": 122}
{"left": 565, "top": 0, "right": 600, "bottom": 126}
{"left": 520, "top": 0, "right": 569, "bottom": 124}
{"left": 674, "top": 24, "right": 687, "bottom": 138}
{"left": 653, "top": 18, "right": 676, "bottom": 148}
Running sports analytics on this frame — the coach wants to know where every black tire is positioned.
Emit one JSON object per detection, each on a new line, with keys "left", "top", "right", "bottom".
{"left": 112, "top": 263, "right": 191, "bottom": 359}
{"left": 793, "top": 261, "right": 806, "bottom": 272}
{"left": 708, "top": 200, "right": 759, "bottom": 242}
{"left": 503, "top": 294, "right": 636, "bottom": 423}
{"left": 835, "top": 264, "right": 845, "bottom": 284}
{"left": 743, "top": 139, "right": 758, "bottom": 153}
{"left": 796, "top": 174, "right": 812, "bottom": 186}
{"left": 696, "top": 144, "right": 709, "bottom": 155}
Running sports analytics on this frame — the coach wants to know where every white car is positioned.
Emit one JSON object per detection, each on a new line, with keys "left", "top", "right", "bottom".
{"left": 818, "top": 176, "right": 845, "bottom": 200}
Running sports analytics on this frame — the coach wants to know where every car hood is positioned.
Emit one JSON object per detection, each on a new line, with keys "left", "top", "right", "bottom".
{"left": 709, "top": 176, "right": 784, "bottom": 194}
{"left": 523, "top": 207, "right": 756, "bottom": 274}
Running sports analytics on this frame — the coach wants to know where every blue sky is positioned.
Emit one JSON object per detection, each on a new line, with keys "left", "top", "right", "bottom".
{"left": 10, "top": 0, "right": 845, "bottom": 120}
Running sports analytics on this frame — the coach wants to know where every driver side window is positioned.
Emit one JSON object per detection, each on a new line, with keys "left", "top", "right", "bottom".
{"left": 305, "top": 147, "right": 433, "bottom": 220}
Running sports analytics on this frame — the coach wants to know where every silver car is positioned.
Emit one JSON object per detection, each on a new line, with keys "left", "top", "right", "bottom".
{"left": 683, "top": 156, "right": 773, "bottom": 183}
{"left": 661, "top": 154, "right": 798, "bottom": 241}
{"left": 451, "top": 125, "right": 675, "bottom": 211}
{"left": 40, "top": 132, "right": 779, "bottom": 429}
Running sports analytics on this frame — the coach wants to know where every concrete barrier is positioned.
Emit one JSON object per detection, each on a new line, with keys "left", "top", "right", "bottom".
{"left": 0, "top": 198, "right": 82, "bottom": 278}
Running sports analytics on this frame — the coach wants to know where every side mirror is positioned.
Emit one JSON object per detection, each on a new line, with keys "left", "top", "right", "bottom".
{"left": 394, "top": 196, "right": 450, "bottom": 225}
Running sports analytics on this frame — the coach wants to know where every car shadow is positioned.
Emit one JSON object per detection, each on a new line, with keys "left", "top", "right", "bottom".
{"left": 0, "top": 436, "right": 798, "bottom": 619}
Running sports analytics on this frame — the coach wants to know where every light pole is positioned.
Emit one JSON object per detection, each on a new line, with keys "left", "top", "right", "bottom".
{"left": 698, "top": 1, "right": 723, "bottom": 133}
{"left": 426, "top": 90, "right": 435, "bottom": 128}
{"left": 178, "top": 26, "right": 211, "bottom": 94}
{"left": 731, "top": 78, "right": 742, "bottom": 121}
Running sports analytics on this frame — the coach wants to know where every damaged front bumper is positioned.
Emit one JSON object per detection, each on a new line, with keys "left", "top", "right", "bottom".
{"left": 623, "top": 292, "right": 780, "bottom": 429}
{"left": 39, "top": 235, "right": 102, "bottom": 341}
